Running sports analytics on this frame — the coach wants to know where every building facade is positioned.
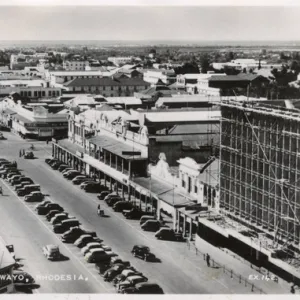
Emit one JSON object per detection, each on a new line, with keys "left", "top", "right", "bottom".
{"left": 64, "top": 77, "right": 150, "bottom": 97}
{"left": 220, "top": 99, "right": 300, "bottom": 249}
{"left": 63, "top": 60, "right": 90, "bottom": 71}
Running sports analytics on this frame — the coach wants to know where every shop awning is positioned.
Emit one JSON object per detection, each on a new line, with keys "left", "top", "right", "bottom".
{"left": 132, "top": 176, "right": 195, "bottom": 208}
{"left": 88, "top": 135, "right": 147, "bottom": 160}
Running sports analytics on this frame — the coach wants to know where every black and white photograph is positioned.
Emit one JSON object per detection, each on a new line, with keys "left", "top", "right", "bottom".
{"left": 0, "top": 0, "right": 300, "bottom": 297}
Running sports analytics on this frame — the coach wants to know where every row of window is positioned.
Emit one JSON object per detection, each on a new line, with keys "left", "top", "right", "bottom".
{"left": 20, "top": 90, "right": 60, "bottom": 97}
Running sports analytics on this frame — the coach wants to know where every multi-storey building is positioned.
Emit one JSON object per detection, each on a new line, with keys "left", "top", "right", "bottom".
{"left": 220, "top": 99, "right": 300, "bottom": 251}
{"left": 62, "top": 60, "right": 90, "bottom": 71}
{"left": 0, "top": 80, "right": 61, "bottom": 99}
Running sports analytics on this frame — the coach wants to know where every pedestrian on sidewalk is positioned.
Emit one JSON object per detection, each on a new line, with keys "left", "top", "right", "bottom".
{"left": 291, "top": 285, "right": 295, "bottom": 294}
{"left": 206, "top": 253, "right": 211, "bottom": 267}
{"left": 0, "top": 186, "right": 3, "bottom": 195}
{"left": 22, "top": 149, "right": 25, "bottom": 156}
{"left": 19, "top": 150, "right": 22, "bottom": 157}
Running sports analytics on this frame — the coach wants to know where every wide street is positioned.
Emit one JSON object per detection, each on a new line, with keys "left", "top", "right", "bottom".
{"left": 0, "top": 131, "right": 254, "bottom": 294}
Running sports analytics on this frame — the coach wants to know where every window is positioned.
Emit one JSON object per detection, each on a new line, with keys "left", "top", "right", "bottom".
{"left": 49, "top": 91, "right": 52, "bottom": 97}
{"left": 182, "top": 180, "right": 185, "bottom": 188}
{"left": 194, "top": 185, "right": 198, "bottom": 194}
{"left": 42, "top": 91, "right": 45, "bottom": 96}
{"left": 34, "top": 91, "right": 37, "bottom": 97}
{"left": 111, "top": 86, "right": 113, "bottom": 90}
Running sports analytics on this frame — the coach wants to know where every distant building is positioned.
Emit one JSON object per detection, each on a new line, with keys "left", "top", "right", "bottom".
{"left": 107, "top": 57, "right": 133, "bottom": 67}
{"left": 63, "top": 77, "right": 150, "bottom": 97}
{"left": 0, "top": 79, "right": 61, "bottom": 99}
{"left": 45, "top": 70, "right": 104, "bottom": 84}
{"left": 63, "top": 60, "right": 90, "bottom": 71}
{"left": 2, "top": 97, "right": 68, "bottom": 139}
{"left": 143, "top": 69, "right": 177, "bottom": 85}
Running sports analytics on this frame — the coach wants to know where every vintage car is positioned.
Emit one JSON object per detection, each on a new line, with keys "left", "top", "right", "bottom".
{"left": 42, "top": 244, "right": 61, "bottom": 260}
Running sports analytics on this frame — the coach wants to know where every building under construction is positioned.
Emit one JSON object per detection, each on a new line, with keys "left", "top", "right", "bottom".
{"left": 219, "top": 99, "right": 300, "bottom": 256}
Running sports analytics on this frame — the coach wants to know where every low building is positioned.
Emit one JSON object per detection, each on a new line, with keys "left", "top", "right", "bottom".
{"left": 107, "top": 56, "right": 133, "bottom": 67}
{"left": 2, "top": 97, "right": 68, "bottom": 139}
{"left": 45, "top": 70, "right": 104, "bottom": 85}
{"left": 143, "top": 69, "right": 177, "bottom": 85}
{"left": 63, "top": 77, "right": 150, "bottom": 97}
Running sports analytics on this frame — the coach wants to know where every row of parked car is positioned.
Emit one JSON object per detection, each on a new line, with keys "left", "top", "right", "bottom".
{"left": 43, "top": 157, "right": 164, "bottom": 294}
{"left": 0, "top": 158, "right": 44, "bottom": 202}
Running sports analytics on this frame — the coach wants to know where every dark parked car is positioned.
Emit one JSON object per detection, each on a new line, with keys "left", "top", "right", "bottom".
{"left": 105, "top": 196, "right": 123, "bottom": 207}
{"left": 74, "top": 234, "right": 102, "bottom": 248}
{"left": 61, "top": 227, "right": 97, "bottom": 243}
{"left": 45, "top": 158, "right": 57, "bottom": 165}
{"left": 72, "top": 176, "right": 88, "bottom": 185}
{"left": 53, "top": 219, "right": 80, "bottom": 234}
{"left": 12, "top": 177, "right": 33, "bottom": 186}
{"left": 155, "top": 228, "right": 184, "bottom": 241}
{"left": 103, "top": 264, "right": 127, "bottom": 282}
{"left": 64, "top": 171, "right": 82, "bottom": 180}
{"left": 122, "top": 283, "right": 164, "bottom": 294}
{"left": 36, "top": 203, "right": 64, "bottom": 215}
{"left": 58, "top": 164, "right": 69, "bottom": 172}
{"left": 51, "top": 161, "right": 63, "bottom": 170}
{"left": 123, "top": 208, "right": 147, "bottom": 220}
{"left": 84, "top": 183, "right": 107, "bottom": 193}
{"left": 12, "top": 270, "right": 35, "bottom": 286}
{"left": 46, "top": 210, "right": 61, "bottom": 221}
{"left": 131, "top": 245, "right": 156, "bottom": 261}
{"left": 97, "top": 191, "right": 110, "bottom": 200}
{"left": 112, "top": 201, "right": 133, "bottom": 212}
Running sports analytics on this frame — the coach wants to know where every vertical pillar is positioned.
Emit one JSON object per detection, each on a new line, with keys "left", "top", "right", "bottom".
{"left": 156, "top": 198, "right": 161, "bottom": 220}
{"left": 110, "top": 177, "right": 112, "bottom": 191}
{"left": 128, "top": 185, "right": 131, "bottom": 201}
{"left": 129, "top": 161, "right": 132, "bottom": 178}
{"left": 52, "top": 143, "right": 54, "bottom": 157}
{"left": 122, "top": 184, "right": 125, "bottom": 199}
{"left": 173, "top": 208, "right": 177, "bottom": 231}
{"left": 139, "top": 193, "right": 142, "bottom": 210}
{"left": 122, "top": 159, "right": 124, "bottom": 173}
{"left": 189, "top": 221, "right": 193, "bottom": 241}
{"left": 176, "top": 210, "right": 180, "bottom": 232}
{"left": 183, "top": 215, "right": 187, "bottom": 236}
{"left": 104, "top": 173, "right": 107, "bottom": 187}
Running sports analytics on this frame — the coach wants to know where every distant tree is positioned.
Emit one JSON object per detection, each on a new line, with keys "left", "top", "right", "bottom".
{"left": 150, "top": 48, "right": 156, "bottom": 55}
{"left": 174, "top": 62, "right": 199, "bottom": 75}
{"left": 226, "top": 51, "right": 235, "bottom": 62}
{"left": 199, "top": 54, "right": 210, "bottom": 73}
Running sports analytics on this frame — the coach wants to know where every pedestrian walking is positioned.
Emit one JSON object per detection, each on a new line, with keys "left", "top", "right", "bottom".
{"left": 19, "top": 150, "right": 22, "bottom": 157}
{"left": 0, "top": 186, "right": 3, "bottom": 195}
{"left": 46, "top": 139, "right": 49, "bottom": 145}
{"left": 22, "top": 149, "right": 25, "bottom": 156}
{"left": 206, "top": 253, "right": 211, "bottom": 267}
{"left": 291, "top": 285, "right": 295, "bottom": 294}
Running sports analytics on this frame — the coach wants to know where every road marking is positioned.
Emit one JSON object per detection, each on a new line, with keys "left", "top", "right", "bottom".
{"left": 1, "top": 179, "right": 109, "bottom": 293}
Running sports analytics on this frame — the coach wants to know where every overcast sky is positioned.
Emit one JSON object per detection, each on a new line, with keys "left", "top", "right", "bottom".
{"left": 0, "top": 6, "right": 299, "bottom": 41}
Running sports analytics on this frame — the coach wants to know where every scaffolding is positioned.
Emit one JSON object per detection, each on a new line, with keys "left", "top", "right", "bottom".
{"left": 218, "top": 99, "right": 300, "bottom": 259}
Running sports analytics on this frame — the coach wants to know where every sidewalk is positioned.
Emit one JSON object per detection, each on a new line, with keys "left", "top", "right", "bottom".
{"left": 190, "top": 237, "right": 294, "bottom": 294}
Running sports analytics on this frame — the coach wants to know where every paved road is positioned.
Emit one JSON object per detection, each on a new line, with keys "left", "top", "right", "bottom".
{"left": 0, "top": 175, "right": 111, "bottom": 293}
{"left": 0, "top": 132, "right": 251, "bottom": 294}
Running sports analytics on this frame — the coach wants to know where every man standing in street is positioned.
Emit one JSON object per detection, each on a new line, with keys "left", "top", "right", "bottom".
{"left": 206, "top": 253, "right": 211, "bottom": 267}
